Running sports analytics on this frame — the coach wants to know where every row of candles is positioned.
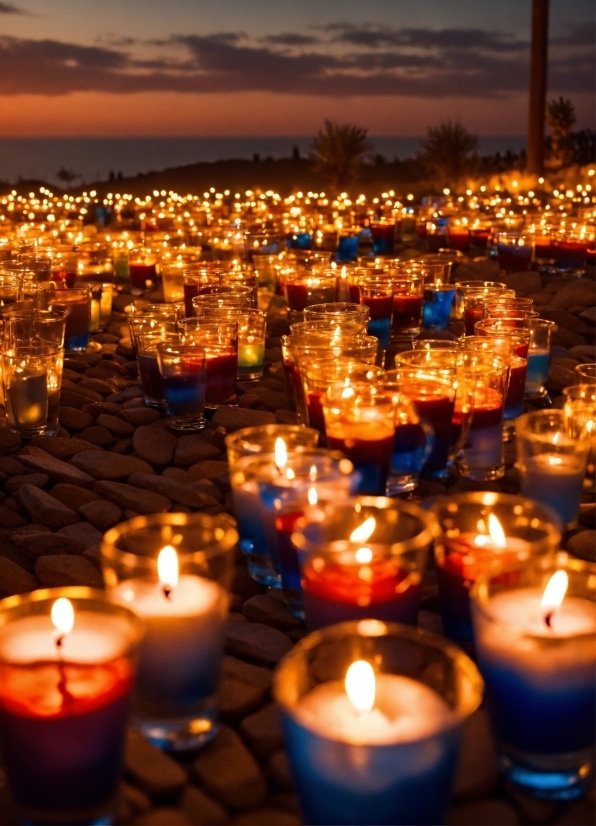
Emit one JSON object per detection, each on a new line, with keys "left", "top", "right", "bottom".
{"left": 0, "top": 469, "right": 593, "bottom": 823}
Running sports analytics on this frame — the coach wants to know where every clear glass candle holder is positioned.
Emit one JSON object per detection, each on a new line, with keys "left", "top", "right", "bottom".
{"left": 226, "top": 425, "right": 319, "bottom": 586}
{"left": 137, "top": 331, "right": 179, "bottom": 409}
{"left": 190, "top": 291, "right": 251, "bottom": 316}
{"left": 336, "top": 228, "right": 360, "bottom": 263}
{"left": 161, "top": 263, "right": 186, "bottom": 304}
{"left": 496, "top": 232, "right": 533, "bottom": 273}
{"left": 463, "top": 288, "right": 514, "bottom": 336}
{"left": 2, "top": 342, "right": 63, "bottom": 438}
{"left": 454, "top": 280, "right": 507, "bottom": 320}
{"left": 0, "top": 274, "right": 22, "bottom": 307}
{"left": 128, "top": 316, "right": 178, "bottom": 358}
{"left": 41, "top": 286, "right": 91, "bottom": 353}
{"left": 194, "top": 284, "right": 252, "bottom": 312}
{"left": 197, "top": 307, "right": 266, "bottom": 380}
{"left": 358, "top": 278, "right": 394, "bottom": 350}
{"left": 516, "top": 410, "right": 591, "bottom": 529}
{"left": 85, "top": 282, "right": 113, "bottom": 333}
{"left": 220, "top": 270, "right": 259, "bottom": 308}
{"left": 563, "top": 384, "right": 596, "bottom": 488}
{"left": 0, "top": 586, "right": 143, "bottom": 826}
{"left": 2, "top": 308, "right": 67, "bottom": 348}
{"left": 293, "top": 497, "right": 437, "bottom": 630}
{"left": 290, "top": 320, "right": 368, "bottom": 337}
{"left": 101, "top": 512, "right": 238, "bottom": 752}
{"left": 129, "top": 255, "right": 157, "bottom": 290}
{"left": 575, "top": 363, "right": 596, "bottom": 384}
{"left": 463, "top": 332, "right": 528, "bottom": 428}
{"left": 284, "top": 272, "right": 338, "bottom": 315}
{"left": 470, "top": 555, "right": 596, "bottom": 800}
{"left": 390, "top": 275, "right": 424, "bottom": 339}
{"left": 431, "top": 492, "right": 562, "bottom": 647}
{"left": 273, "top": 620, "right": 483, "bottom": 826}
{"left": 370, "top": 220, "right": 397, "bottom": 256}
{"left": 526, "top": 319, "right": 555, "bottom": 397}
{"left": 182, "top": 268, "right": 221, "bottom": 316}
{"left": 554, "top": 230, "right": 590, "bottom": 273}
{"left": 157, "top": 341, "right": 206, "bottom": 432}
{"left": 303, "top": 302, "right": 370, "bottom": 327}
{"left": 180, "top": 325, "right": 238, "bottom": 406}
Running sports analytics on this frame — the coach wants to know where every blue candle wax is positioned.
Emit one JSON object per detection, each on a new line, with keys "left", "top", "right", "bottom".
{"left": 336, "top": 233, "right": 359, "bottom": 263}
{"left": 520, "top": 455, "right": 586, "bottom": 528}
{"left": 230, "top": 477, "right": 281, "bottom": 587}
{"left": 423, "top": 285, "right": 456, "bottom": 330}
{"left": 472, "top": 589, "right": 596, "bottom": 797}
{"left": 282, "top": 675, "right": 460, "bottom": 825}
{"left": 525, "top": 348, "right": 549, "bottom": 396}
{"left": 287, "top": 232, "right": 313, "bottom": 250}
{"left": 163, "top": 372, "right": 205, "bottom": 418}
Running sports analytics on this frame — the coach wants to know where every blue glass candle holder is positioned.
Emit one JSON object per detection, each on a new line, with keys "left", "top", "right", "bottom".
{"left": 274, "top": 620, "right": 483, "bottom": 826}
{"left": 286, "top": 232, "right": 313, "bottom": 250}
{"left": 157, "top": 342, "right": 207, "bottom": 432}
{"left": 471, "top": 556, "right": 596, "bottom": 800}
{"left": 336, "top": 231, "right": 360, "bottom": 263}
{"left": 370, "top": 222, "right": 396, "bottom": 256}
{"left": 423, "top": 284, "right": 456, "bottom": 330}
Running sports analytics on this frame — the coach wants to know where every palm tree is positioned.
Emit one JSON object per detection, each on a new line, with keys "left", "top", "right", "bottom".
{"left": 546, "top": 97, "right": 576, "bottom": 169}
{"left": 419, "top": 121, "right": 478, "bottom": 187}
{"left": 311, "top": 121, "right": 373, "bottom": 191}
{"left": 56, "top": 168, "right": 79, "bottom": 187}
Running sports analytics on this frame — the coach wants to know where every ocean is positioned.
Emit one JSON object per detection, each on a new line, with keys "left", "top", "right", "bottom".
{"left": 0, "top": 136, "right": 526, "bottom": 187}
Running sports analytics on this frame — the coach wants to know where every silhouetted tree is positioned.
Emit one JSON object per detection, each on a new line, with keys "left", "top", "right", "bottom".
{"left": 546, "top": 97, "right": 576, "bottom": 168}
{"left": 311, "top": 120, "right": 373, "bottom": 190}
{"left": 292, "top": 145, "right": 301, "bottom": 162}
{"left": 419, "top": 121, "right": 478, "bottom": 186}
{"left": 56, "top": 167, "right": 79, "bottom": 186}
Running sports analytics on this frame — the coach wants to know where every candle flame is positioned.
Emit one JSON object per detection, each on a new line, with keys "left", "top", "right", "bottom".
{"left": 51, "top": 598, "right": 74, "bottom": 637}
{"left": 541, "top": 570, "right": 568, "bottom": 627}
{"left": 158, "top": 545, "right": 179, "bottom": 594}
{"left": 350, "top": 517, "right": 376, "bottom": 543}
{"left": 307, "top": 487, "right": 318, "bottom": 506}
{"left": 341, "top": 386, "right": 355, "bottom": 400}
{"left": 487, "top": 514, "right": 507, "bottom": 548}
{"left": 274, "top": 437, "right": 287, "bottom": 470}
{"left": 355, "top": 547, "right": 373, "bottom": 564}
{"left": 345, "top": 660, "right": 376, "bottom": 714}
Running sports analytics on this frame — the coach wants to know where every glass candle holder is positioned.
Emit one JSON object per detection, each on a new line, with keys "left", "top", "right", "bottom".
{"left": 284, "top": 272, "right": 338, "bottom": 314}
{"left": 496, "top": 232, "right": 533, "bottom": 273}
{"left": 359, "top": 279, "right": 394, "bottom": 350}
{"left": 463, "top": 288, "right": 514, "bottom": 336}
{"left": 454, "top": 280, "right": 507, "bottom": 320}
{"left": 85, "top": 282, "right": 113, "bottom": 333}
{"left": 463, "top": 333, "right": 528, "bottom": 425}
{"left": 129, "top": 255, "right": 157, "bottom": 289}
{"left": 483, "top": 297, "right": 535, "bottom": 320}
{"left": 554, "top": 230, "right": 589, "bottom": 273}
{"left": 321, "top": 384, "right": 396, "bottom": 496}
{"left": 244, "top": 231, "right": 282, "bottom": 262}
{"left": 336, "top": 228, "right": 360, "bottom": 263}
{"left": 128, "top": 316, "right": 178, "bottom": 359}
{"left": 182, "top": 267, "right": 221, "bottom": 317}
{"left": 290, "top": 319, "right": 368, "bottom": 338}
{"left": 0, "top": 274, "right": 22, "bottom": 307}
{"left": 286, "top": 230, "right": 313, "bottom": 251}
{"left": 273, "top": 620, "right": 482, "bottom": 826}
{"left": 526, "top": 319, "right": 555, "bottom": 397}
{"left": 137, "top": 331, "right": 179, "bottom": 409}
{"left": 303, "top": 302, "right": 370, "bottom": 327}
{"left": 563, "top": 384, "right": 596, "bottom": 490}
{"left": 255, "top": 449, "right": 357, "bottom": 618}
{"left": 2, "top": 308, "right": 67, "bottom": 348}
{"left": 447, "top": 223, "right": 470, "bottom": 252}
{"left": 101, "top": 512, "right": 237, "bottom": 752}
{"left": 0, "top": 587, "right": 143, "bottom": 826}
{"left": 370, "top": 220, "right": 396, "bottom": 255}
{"left": 575, "top": 363, "right": 596, "bottom": 384}
{"left": 226, "top": 425, "right": 319, "bottom": 586}
{"left": 301, "top": 359, "right": 385, "bottom": 439}
{"left": 190, "top": 291, "right": 251, "bottom": 316}
{"left": 220, "top": 270, "right": 259, "bottom": 308}
{"left": 41, "top": 286, "right": 91, "bottom": 353}
{"left": 198, "top": 307, "right": 266, "bottom": 380}
{"left": 411, "top": 338, "right": 461, "bottom": 351}
{"left": 161, "top": 263, "right": 186, "bottom": 304}
{"left": 252, "top": 253, "right": 284, "bottom": 289}
{"left": 390, "top": 275, "right": 424, "bottom": 339}
{"left": 195, "top": 284, "right": 252, "bottom": 312}
{"left": 471, "top": 555, "right": 596, "bottom": 800}
{"left": 181, "top": 327, "right": 238, "bottom": 405}
{"left": 516, "top": 410, "right": 591, "bottom": 529}
{"left": 423, "top": 282, "right": 456, "bottom": 330}
{"left": 432, "top": 492, "right": 562, "bottom": 647}
{"left": 2, "top": 342, "right": 63, "bottom": 438}
{"left": 157, "top": 342, "right": 206, "bottom": 432}
{"left": 294, "top": 497, "right": 437, "bottom": 630}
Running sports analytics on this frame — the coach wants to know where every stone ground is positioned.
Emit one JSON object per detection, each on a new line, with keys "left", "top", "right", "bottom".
{"left": 0, "top": 254, "right": 594, "bottom": 825}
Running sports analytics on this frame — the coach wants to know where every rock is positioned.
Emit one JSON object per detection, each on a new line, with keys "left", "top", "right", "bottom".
{"left": 267, "top": 751, "right": 294, "bottom": 792}
{"left": 453, "top": 709, "right": 499, "bottom": 800}
{"left": 29, "top": 436, "right": 101, "bottom": 461}
{"left": 82, "top": 401, "right": 123, "bottom": 419}
{"left": 565, "top": 530, "right": 596, "bottom": 562}
{"left": 111, "top": 438, "right": 133, "bottom": 454}
{"left": 18, "top": 454, "right": 95, "bottom": 487}
{"left": 547, "top": 362, "right": 577, "bottom": 393}
{"left": 79, "top": 500, "right": 124, "bottom": 531}
{"left": 243, "top": 594, "right": 301, "bottom": 632}
{"left": 499, "top": 271, "right": 542, "bottom": 296}
{"left": 58, "top": 522, "right": 103, "bottom": 550}
{"left": 232, "top": 566, "right": 264, "bottom": 600}
{"left": 225, "top": 621, "right": 292, "bottom": 667}
{"left": 188, "top": 460, "right": 230, "bottom": 482}
{"left": 0, "top": 456, "right": 26, "bottom": 476}
{"left": 548, "top": 282, "right": 596, "bottom": 311}
{"left": 219, "top": 655, "right": 272, "bottom": 722}
{"left": 117, "top": 782, "right": 152, "bottom": 824}
{"left": 97, "top": 414, "right": 136, "bottom": 436}
{"left": 569, "top": 345, "right": 596, "bottom": 361}
{"left": 79, "top": 425, "right": 114, "bottom": 446}
{"left": 94, "top": 481, "right": 171, "bottom": 514}
{"left": 19, "top": 532, "right": 86, "bottom": 560}
{"left": 70, "top": 450, "right": 154, "bottom": 480}
{"left": 178, "top": 786, "right": 229, "bottom": 826}
{"left": 132, "top": 426, "right": 177, "bottom": 466}
{"left": 579, "top": 504, "right": 596, "bottom": 528}
{"left": 194, "top": 725, "right": 267, "bottom": 811}
{"left": 60, "top": 388, "right": 103, "bottom": 408}
{"left": 0, "top": 428, "right": 21, "bottom": 456}
{"left": 124, "top": 728, "right": 187, "bottom": 798}
{"left": 233, "top": 808, "right": 300, "bottom": 826}
{"left": 50, "top": 483, "right": 104, "bottom": 510}
{"left": 0, "top": 503, "right": 27, "bottom": 528}
{"left": 447, "top": 800, "right": 521, "bottom": 825}
{"left": 119, "top": 407, "right": 162, "bottom": 426}
{"left": 4, "top": 473, "right": 49, "bottom": 495}
{"left": 175, "top": 436, "right": 221, "bottom": 467}
{"left": 551, "top": 327, "right": 588, "bottom": 350}
{"left": 78, "top": 377, "right": 115, "bottom": 396}
{"left": 17, "top": 484, "right": 79, "bottom": 529}
{"left": 35, "top": 554, "right": 103, "bottom": 588}
{"left": 211, "top": 407, "right": 276, "bottom": 432}
{"left": 127, "top": 473, "right": 214, "bottom": 509}
{"left": 541, "top": 308, "right": 593, "bottom": 335}
{"left": 0, "top": 556, "right": 37, "bottom": 595}
{"left": 239, "top": 704, "right": 283, "bottom": 758}
{"left": 133, "top": 809, "right": 193, "bottom": 825}
{"left": 579, "top": 306, "right": 596, "bottom": 325}
{"left": 163, "top": 467, "right": 192, "bottom": 484}
{"left": 59, "top": 406, "right": 95, "bottom": 432}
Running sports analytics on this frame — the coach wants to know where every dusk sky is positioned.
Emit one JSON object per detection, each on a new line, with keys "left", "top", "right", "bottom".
{"left": 0, "top": 0, "right": 594, "bottom": 137}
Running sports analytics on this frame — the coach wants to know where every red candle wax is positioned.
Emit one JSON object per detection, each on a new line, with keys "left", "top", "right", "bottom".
{"left": 306, "top": 390, "right": 326, "bottom": 435}
{"left": 205, "top": 351, "right": 237, "bottom": 404}
{"left": 285, "top": 282, "right": 309, "bottom": 311}
{"left": 534, "top": 236, "right": 556, "bottom": 259}
{"left": 447, "top": 227, "right": 470, "bottom": 251}
{"left": 464, "top": 305, "right": 484, "bottom": 336}
{"left": 392, "top": 294, "right": 423, "bottom": 331}
{"left": 348, "top": 284, "right": 361, "bottom": 303}
{"left": 326, "top": 422, "right": 394, "bottom": 467}
{"left": 470, "top": 228, "right": 490, "bottom": 248}
{"left": 275, "top": 510, "right": 303, "bottom": 579}
{"left": 416, "top": 221, "right": 428, "bottom": 240}
{"left": 129, "top": 262, "right": 156, "bottom": 290}
{"left": 362, "top": 293, "right": 393, "bottom": 320}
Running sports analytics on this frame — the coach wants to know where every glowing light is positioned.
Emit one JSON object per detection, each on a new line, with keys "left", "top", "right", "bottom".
{"left": 157, "top": 545, "right": 179, "bottom": 593}
{"left": 350, "top": 517, "right": 376, "bottom": 544}
{"left": 274, "top": 437, "right": 288, "bottom": 470}
{"left": 51, "top": 598, "right": 75, "bottom": 637}
{"left": 345, "top": 660, "right": 376, "bottom": 713}
{"left": 541, "top": 570, "right": 568, "bottom": 627}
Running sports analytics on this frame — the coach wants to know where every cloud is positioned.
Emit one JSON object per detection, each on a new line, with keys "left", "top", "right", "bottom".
{"left": 0, "top": 24, "right": 591, "bottom": 100}
{"left": 0, "top": 2, "right": 27, "bottom": 13}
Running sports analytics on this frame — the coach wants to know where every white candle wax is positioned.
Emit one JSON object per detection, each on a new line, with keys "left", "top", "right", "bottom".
{"left": 112, "top": 575, "right": 225, "bottom": 707}
{"left": 296, "top": 674, "right": 455, "bottom": 746}
{"left": 520, "top": 454, "right": 586, "bottom": 526}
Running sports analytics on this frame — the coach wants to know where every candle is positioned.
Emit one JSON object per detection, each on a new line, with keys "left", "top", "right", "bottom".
{"left": 457, "top": 385, "right": 505, "bottom": 481}
{"left": 370, "top": 222, "right": 396, "bottom": 256}
{"left": 158, "top": 343, "right": 206, "bottom": 431}
{"left": 496, "top": 233, "right": 533, "bottom": 273}
{"left": 45, "top": 287, "right": 91, "bottom": 353}
{"left": 391, "top": 292, "right": 423, "bottom": 334}
{"left": 0, "top": 590, "right": 141, "bottom": 825}
{"left": 361, "top": 290, "right": 393, "bottom": 350}
{"left": 204, "top": 348, "right": 238, "bottom": 404}
{"left": 504, "top": 356, "right": 527, "bottom": 421}
{"left": 471, "top": 560, "right": 596, "bottom": 800}
{"left": 525, "top": 347, "right": 549, "bottom": 396}
{"left": 422, "top": 284, "right": 456, "bottom": 330}
{"left": 103, "top": 514, "right": 237, "bottom": 751}
{"left": 274, "top": 622, "right": 482, "bottom": 825}
{"left": 129, "top": 259, "right": 157, "bottom": 290}
{"left": 237, "top": 337, "right": 265, "bottom": 379}
{"left": 336, "top": 231, "right": 359, "bottom": 263}
{"left": 4, "top": 363, "right": 48, "bottom": 432}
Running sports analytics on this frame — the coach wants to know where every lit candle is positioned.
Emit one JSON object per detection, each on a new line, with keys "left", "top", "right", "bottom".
{"left": 0, "top": 591, "right": 141, "bottom": 825}
{"left": 519, "top": 453, "right": 587, "bottom": 529}
{"left": 472, "top": 562, "right": 596, "bottom": 799}
{"left": 111, "top": 545, "right": 227, "bottom": 750}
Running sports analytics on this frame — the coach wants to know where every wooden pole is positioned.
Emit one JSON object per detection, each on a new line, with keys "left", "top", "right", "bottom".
{"left": 527, "top": 0, "right": 549, "bottom": 176}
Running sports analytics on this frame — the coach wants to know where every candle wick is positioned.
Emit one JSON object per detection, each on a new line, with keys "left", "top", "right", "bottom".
{"left": 544, "top": 611, "right": 553, "bottom": 628}
{"left": 162, "top": 585, "right": 172, "bottom": 600}
{"left": 55, "top": 634, "right": 65, "bottom": 648}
